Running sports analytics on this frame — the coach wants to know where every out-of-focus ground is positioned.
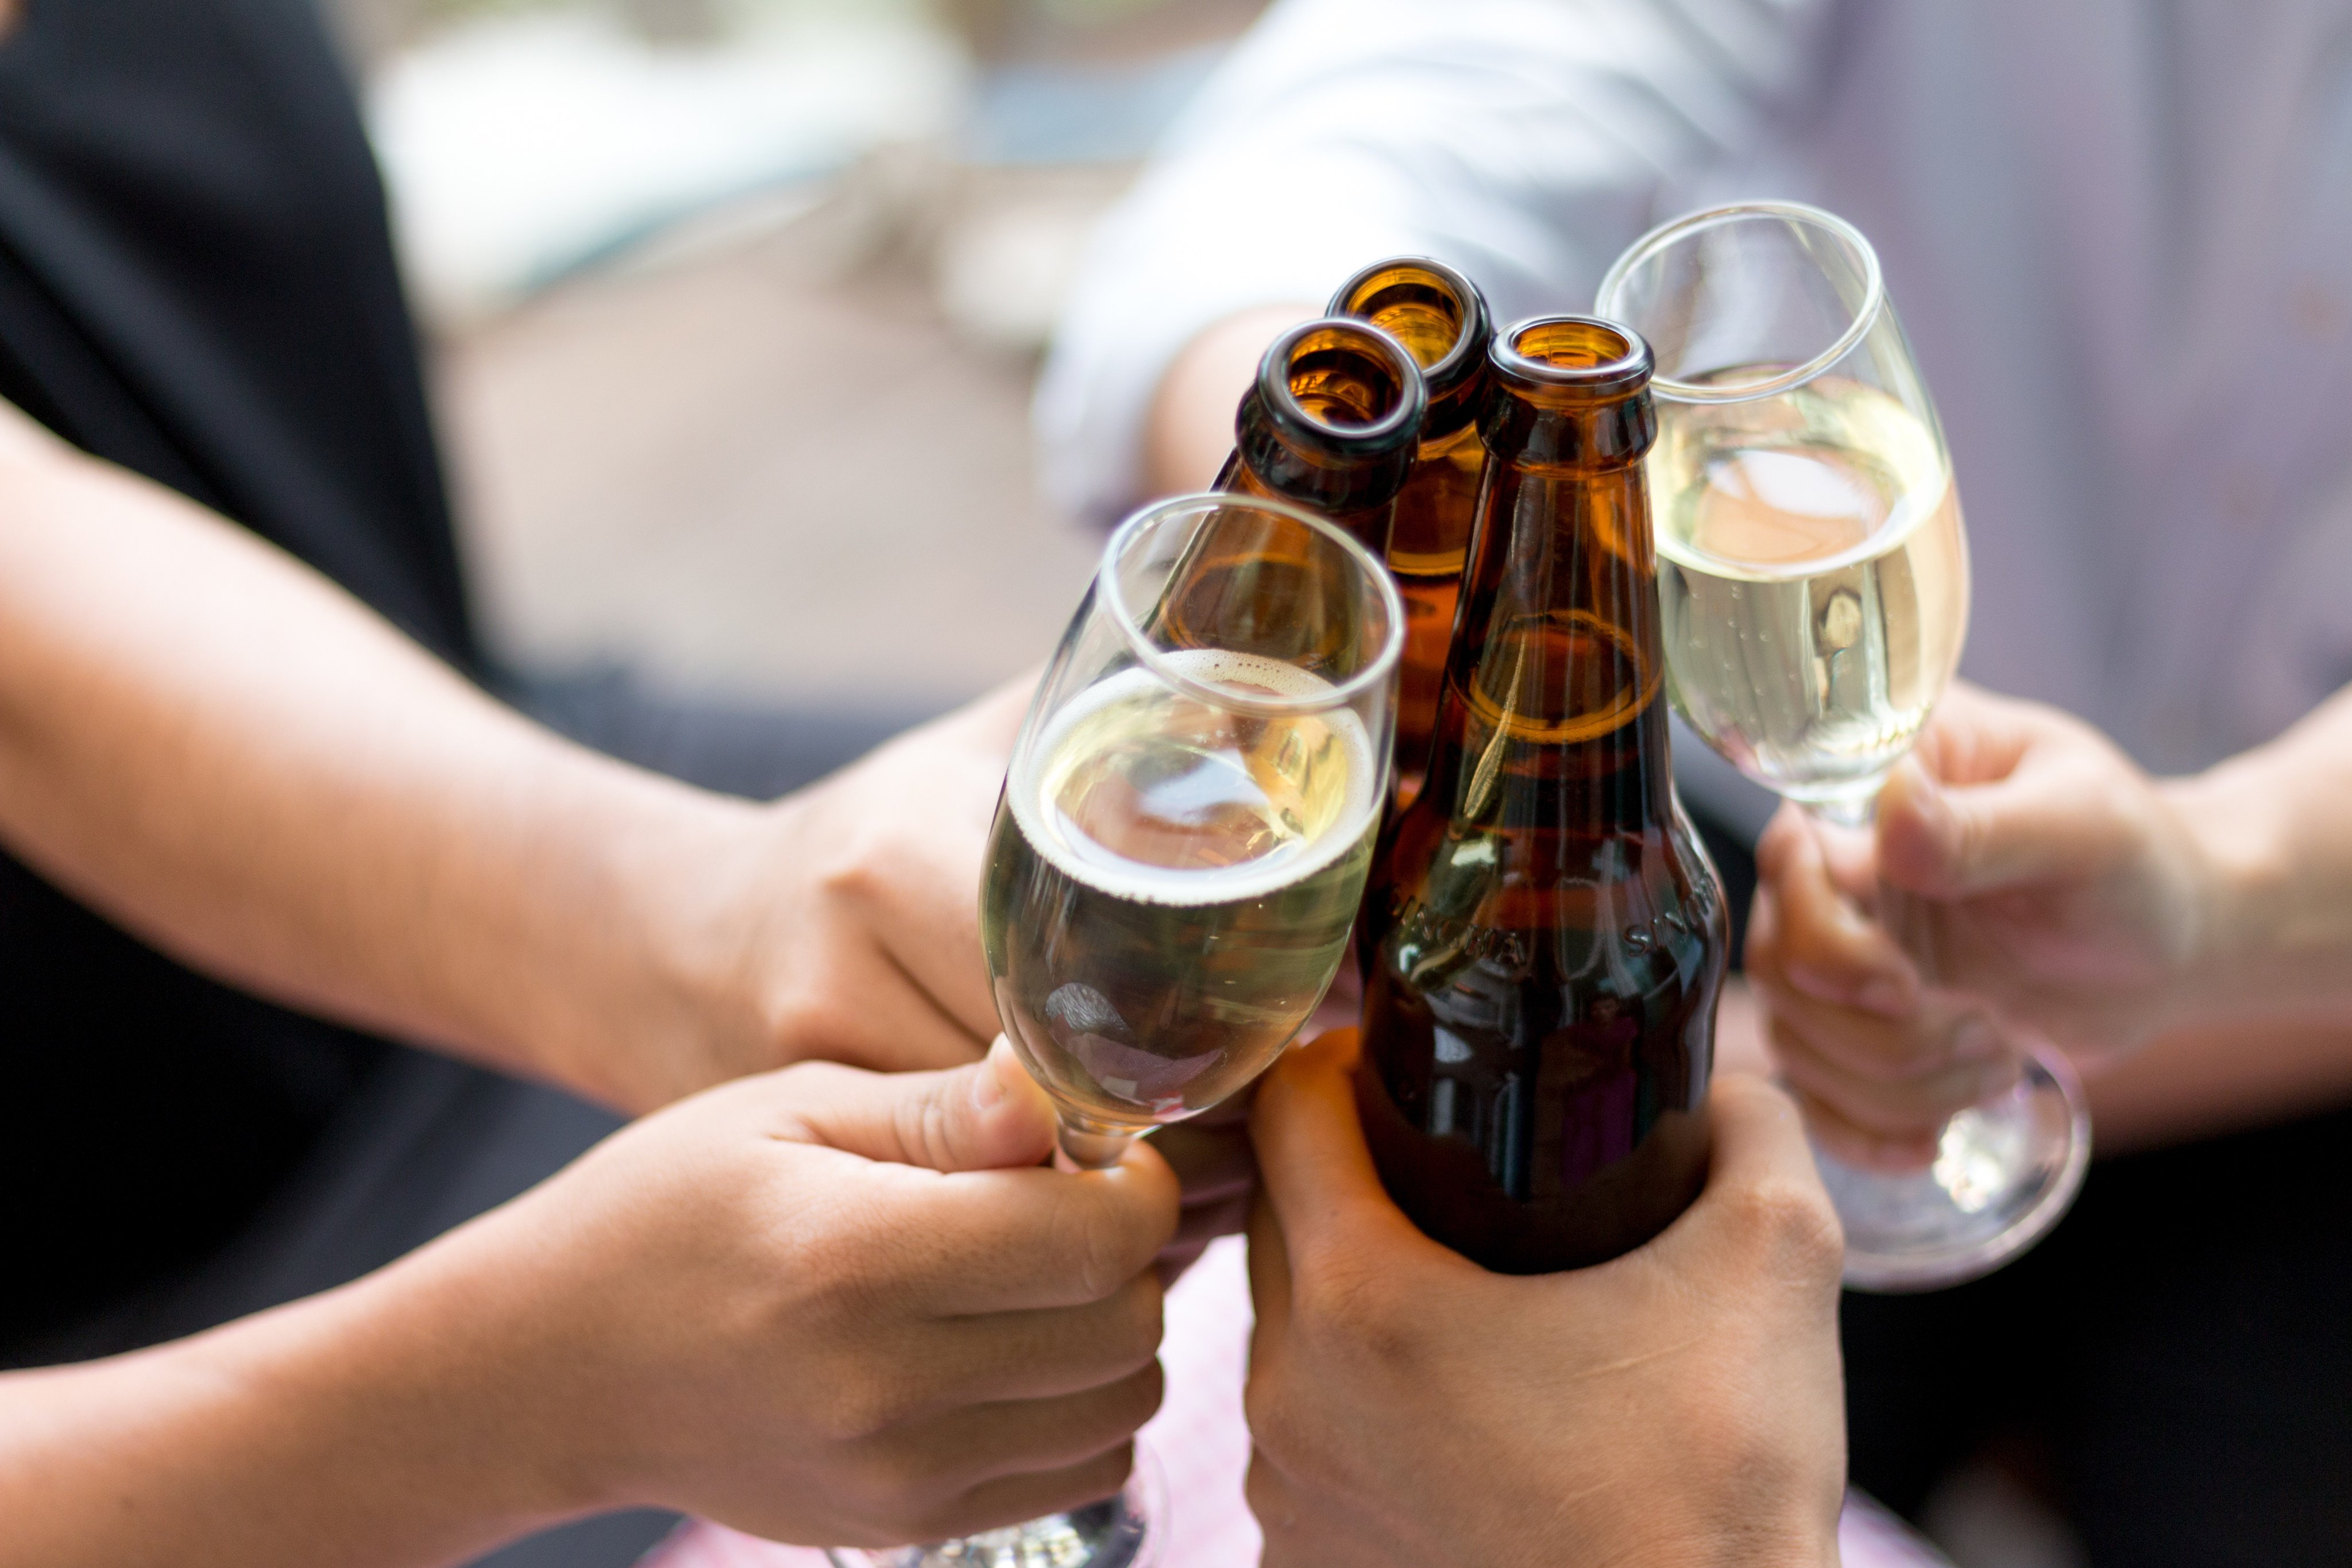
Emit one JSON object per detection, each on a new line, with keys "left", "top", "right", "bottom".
{"left": 339, "top": 0, "right": 1262, "bottom": 711}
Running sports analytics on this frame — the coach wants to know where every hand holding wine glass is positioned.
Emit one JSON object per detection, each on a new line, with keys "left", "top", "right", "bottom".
{"left": 1746, "top": 682, "right": 2217, "bottom": 1165}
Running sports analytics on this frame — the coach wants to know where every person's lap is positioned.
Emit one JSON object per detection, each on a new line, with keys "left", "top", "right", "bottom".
{"left": 1843, "top": 1099, "right": 2352, "bottom": 1563}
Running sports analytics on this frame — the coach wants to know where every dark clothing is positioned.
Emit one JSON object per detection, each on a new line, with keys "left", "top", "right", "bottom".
{"left": 1842, "top": 1100, "right": 2352, "bottom": 1567}
{"left": 0, "top": 0, "right": 469, "bottom": 1354}
{"left": 0, "top": 8, "right": 902, "bottom": 1566}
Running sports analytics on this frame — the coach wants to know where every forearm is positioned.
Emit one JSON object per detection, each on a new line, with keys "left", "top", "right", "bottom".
{"left": 0, "top": 1241, "right": 578, "bottom": 1568}
{"left": 1144, "top": 304, "right": 1313, "bottom": 497}
{"left": 2171, "top": 685, "right": 2352, "bottom": 1018}
{"left": 2079, "top": 690, "right": 2352, "bottom": 1149}
{"left": 0, "top": 414, "right": 758, "bottom": 1110}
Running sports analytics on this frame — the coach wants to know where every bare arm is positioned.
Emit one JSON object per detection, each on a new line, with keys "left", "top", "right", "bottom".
{"left": 0, "top": 403, "right": 1013, "bottom": 1111}
{"left": 0, "top": 1048, "right": 1177, "bottom": 1567}
{"left": 1141, "top": 304, "right": 1314, "bottom": 497}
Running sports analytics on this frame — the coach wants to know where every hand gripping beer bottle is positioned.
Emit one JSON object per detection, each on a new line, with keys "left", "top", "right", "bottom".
{"left": 1213, "top": 316, "right": 1426, "bottom": 555}
{"left": 1356, "top": 316, "right": 1727, "bottom": 1274}
{"left": 1328, "top": 258, "right": 1494, "bottom": 808}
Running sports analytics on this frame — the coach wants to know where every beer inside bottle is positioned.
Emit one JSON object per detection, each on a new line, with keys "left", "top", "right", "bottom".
{"left": 1356, "top": 316, "right": 1727, "bottom": 1275}
{"left": 1328, "top": 257, "right": 1493, "bottom": 807}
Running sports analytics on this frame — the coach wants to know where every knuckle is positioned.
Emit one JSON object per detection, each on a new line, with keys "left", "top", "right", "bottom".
{"left": 844, "top": 1443, "right": 949, "bottom": 1526}
{"left": 890, "top": 1087, "right": 960, "bottom": 1169}
{"left": 1060, "top": 1188, "right": 1149, "bottom": 1300}
{"left": 1297, "top": 1256, "right": 1415, "bottom": 1366}
{"left": 1725, "top": 1176, "right": 1845, "bottom": 1282}
{"left": 767, "top": 990, "right": 866, "bottom": 1060}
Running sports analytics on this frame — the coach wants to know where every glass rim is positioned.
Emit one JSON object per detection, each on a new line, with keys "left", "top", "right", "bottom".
{"left": 1490, "top": 312, "right": 1653, "bottom": 396}
{"left": 1098, "top": 492, "right": 1408, "bottom": 718}
{"left": 1593, "top": 200, "right": 1886, "bottom": 406}
{"left": 1330, "top": 254, "right": 1490, "bottom": 398}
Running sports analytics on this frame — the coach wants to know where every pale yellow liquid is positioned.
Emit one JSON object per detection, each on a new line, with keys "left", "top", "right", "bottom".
{"left": 982, "top": 655, "right": 1380, "bottom": 1129}
{"left": 1651, "top": 375, "right": 1969, "bottom": 812}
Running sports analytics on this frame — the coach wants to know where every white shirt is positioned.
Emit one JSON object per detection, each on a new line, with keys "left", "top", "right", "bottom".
{"left": 1037, "top": 0, "right": 2352, "bottom": 781}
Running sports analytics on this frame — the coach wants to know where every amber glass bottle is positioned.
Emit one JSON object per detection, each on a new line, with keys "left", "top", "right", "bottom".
{"left": 1328, "top": 258, "right": 1492, "bottom": 806}
{"left": 1355, "top": 316, "right": 1727, "bottom": 1275}
{"left": 1213, "top": 317, "right": 1426, "bottom": 557}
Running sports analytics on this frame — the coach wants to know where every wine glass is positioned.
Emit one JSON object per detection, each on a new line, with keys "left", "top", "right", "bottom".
{"left": 828, "top": 491, "right": 1404, "bottom": 1567}
{"left": 1595, "top": 201, "right": 2089, "bottom": 1292}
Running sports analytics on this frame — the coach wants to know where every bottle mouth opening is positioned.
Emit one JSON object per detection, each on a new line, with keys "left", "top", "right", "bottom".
{"left": 1099, "top": 493, "right": 1408, "bottom": 719}
{"left": 1330, "top": 257, "right": 1492, "bottom": 400}
{"left": 1593, "top": 201, "right": 1885, "bottom": 405}
{"left": 1257, "top": 318, "right": 1427, "bottom": 457}
{"left": 1490, "top": 315, "right": 1654, "bottom": 399}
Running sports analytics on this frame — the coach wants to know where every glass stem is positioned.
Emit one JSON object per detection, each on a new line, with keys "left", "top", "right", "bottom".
{"left": 1054, "top": 1113, "right": 1136, "bottom": 1173}
{"left": 1801, "top": 788, "right": 1879, "bottom": 829}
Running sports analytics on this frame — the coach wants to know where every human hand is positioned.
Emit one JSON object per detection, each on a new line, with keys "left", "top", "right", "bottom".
{"left": 1242, "top": 1031, "right": 1845, "bottom": 1568}
{"left": 1746, "top": 682, "right": 2214, "bottom": 1166}
{"left": 410, "top": 1040, "right": 1179, "bottom": 1550}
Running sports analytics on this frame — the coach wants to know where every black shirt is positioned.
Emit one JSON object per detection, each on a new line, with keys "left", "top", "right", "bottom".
{"left": 0, "top": 0, "right": 475, "bottom": 1349}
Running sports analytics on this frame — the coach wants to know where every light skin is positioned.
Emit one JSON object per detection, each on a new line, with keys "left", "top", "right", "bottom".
{"left": 0, "top": 402, "right": 1006, "bottom": 1116}
{"left": 1244, "top": 1032, "right": 1847, "bottom": 1568}
{"left": 0, "top": 399, "right": 1253, "bottom": 1246}
{"left": 0, "top": 1042, "right": 1180, "bottom": 1568}
{"left": 0, "top": 397, "right": 1248, "bottom": 1555}
{"left": 1748, "top": 680, "right": 2352, "bottom": 1166}
{"left": 1144, "top": 303, "right": 1318, "bottom": 496}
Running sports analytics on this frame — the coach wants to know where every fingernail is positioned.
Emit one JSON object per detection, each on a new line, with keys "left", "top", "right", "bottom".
{"left": 971, "top": 1045, "right": 1009, "bottom": 1110}
{"left": 1949, "top": 1017, "right": 2002, "bottom": 1064}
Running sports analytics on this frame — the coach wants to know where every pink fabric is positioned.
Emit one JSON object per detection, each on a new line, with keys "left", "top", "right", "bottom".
{"left": 640, "top": 1237, "right": 1945, "bottom": 1568}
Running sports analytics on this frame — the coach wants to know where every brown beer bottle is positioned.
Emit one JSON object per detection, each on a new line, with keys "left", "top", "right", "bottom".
{"left": 1212, "top": 316, "right": 1426, "bottom": 556}
{"left": 1355, "top": 316, "right": 1727, "bottom": 1275}
{"left": 1328, "top": 258, "right": 1493, "bottom": 807}
{"left": 1153, "top": 318, "right": 1424, "bottom": 677}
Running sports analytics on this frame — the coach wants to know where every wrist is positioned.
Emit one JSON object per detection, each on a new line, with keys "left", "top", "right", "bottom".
{"left": 2160, "top": 750, "right": 2291, "bottom": 1021}
{"left": 307, "top": 1208, "right": 628, "bottom": 1526}
{"left": 521, "top": 778, "right": 775, "bottom": 1114}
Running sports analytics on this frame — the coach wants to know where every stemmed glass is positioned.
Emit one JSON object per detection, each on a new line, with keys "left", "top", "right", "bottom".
{"left": 1595, "top": 202, "right": 2089, "bottom": 1291}
{"left": 829, "top": 492, "right": 1403, "bottom": 1567}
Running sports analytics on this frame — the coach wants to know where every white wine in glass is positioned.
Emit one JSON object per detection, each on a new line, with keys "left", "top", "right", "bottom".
{"left": 1598, "top": 201, "right": 2087, "bottom": 1292}
{"left": 984, "top": 649, "right": 1382, "bottom": 1149}
{"left": 1653, "top": 373, "right": 1969, "bottom": 825}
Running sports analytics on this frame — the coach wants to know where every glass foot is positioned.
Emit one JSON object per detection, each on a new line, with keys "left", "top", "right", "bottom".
{"left": 1821, "top": 1048, "right": 2091, "bottom": 1293}
{"left": 826, "top": 1449, "right": 1161, "bottom": 1568}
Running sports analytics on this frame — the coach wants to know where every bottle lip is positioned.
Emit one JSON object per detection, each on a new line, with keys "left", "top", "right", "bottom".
{"left": 1593, "top": 200, "right": 1885, "bottom": 405}
{"left": 1327, "top": 256, "right": 1494, "bottom": 402}
{"left": 1489, "top": 315, "right": 1654, "bottom": 399}
{"left": 1252, "top": 317, "right": 1428, "bottom": 460}
{"left": 1098, "top": 492, "right": 1408, "bottom": 720}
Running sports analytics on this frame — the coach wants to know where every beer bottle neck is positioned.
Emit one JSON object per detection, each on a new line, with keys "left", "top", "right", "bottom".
{"left": 1422, "top": 318, "right": 1674, "bottom": 832}
{"left": 1326, "top": 257, "right": 1493, "bottom": 449}
{"left": 1225, "top": 318, "right": 1424, "bottom": 553}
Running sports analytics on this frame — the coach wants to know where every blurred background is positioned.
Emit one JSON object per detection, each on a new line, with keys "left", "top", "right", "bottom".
{"left": 327, "top": 0, "right": 1265, "bottom": 716}
{"left": 322, "top": 13, "right": 2082, "bottom": 1563}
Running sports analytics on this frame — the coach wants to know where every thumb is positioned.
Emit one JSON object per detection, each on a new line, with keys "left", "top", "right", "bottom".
{"left": 1250, "top": 1029, "right": 1449, "bottom": 1270}
{"left": 768, "top": 1037, "right": 1060, "bottom": 1172}
{"left": 1877, "top": 751, "right": 2088, "bottom": 900}
{"left": 1657, "top": 1075, "right": 1843, "bottom": 1287}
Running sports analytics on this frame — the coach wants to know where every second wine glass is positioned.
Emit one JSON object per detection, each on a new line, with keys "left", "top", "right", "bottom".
{"left": 829, "top": 491, "right": 1404, "bottom": 1568}
{"left": 1596, "top": 201, "right": 2089, "bottom": 1291}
